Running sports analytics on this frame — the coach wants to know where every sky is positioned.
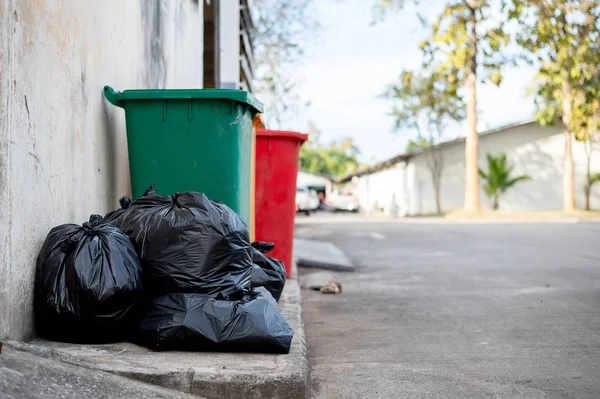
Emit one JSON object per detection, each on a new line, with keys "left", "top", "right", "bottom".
{"left": 283, "top": 0, "right": 539, "bottom": 163}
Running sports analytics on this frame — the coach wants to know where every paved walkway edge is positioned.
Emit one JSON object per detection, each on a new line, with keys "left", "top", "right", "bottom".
{"left": 294, "top": 238, "right": 355, "bottom": 272}
{"left": 6, "top": 278, "right": 309, "bottom": 399}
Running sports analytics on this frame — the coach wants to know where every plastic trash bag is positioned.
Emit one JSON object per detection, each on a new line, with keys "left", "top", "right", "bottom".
{"left": 251, "top": 241, "right": 276, "bottom": 254}
{"left": 103, "top": 195, "right": 132, "bottom": 226}
{"left": 112, "top": 186, "right": 252, "bottom": 299}
{"left": 104, "top": 184, "right": 156, "bottom": 226}
{"left": 251, "top": 242, "right": 286, "bottom": 301}
{"left": 35, "top": 215, "right": 143, "bottom": 343}
{"left": 136, "top": 287, "right": 293, "bottom": 353}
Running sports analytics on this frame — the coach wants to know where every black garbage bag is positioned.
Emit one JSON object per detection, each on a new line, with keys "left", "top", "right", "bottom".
{"left": 112, "top": 186, "right": 252, "bottom": 299}
{"left": 136, "top": 287, "right": 293, "bottom": 353}
{"left": 104, "top": 185, "right": 156, "bottom": 226}
{"left": 35, "top": 215, "right": 143, "bottom": 343}
{"left": 250, "top": 242, "right": 286, "bottom": 301}
{"left": 103, "top": 195, "right": 132, "bottom": 226}
{"left": 251, "top": 241, "right": 275, "bottom": 254}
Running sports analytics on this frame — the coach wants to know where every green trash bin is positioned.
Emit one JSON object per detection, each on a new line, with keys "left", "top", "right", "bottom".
{"left": 103, "top": 86, "right": 263, "bottom": 224}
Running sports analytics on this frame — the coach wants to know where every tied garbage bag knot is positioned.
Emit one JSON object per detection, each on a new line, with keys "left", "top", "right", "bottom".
{"left": 142, "top": 184, "right": 156, "bottom": 196}
{"left": 119, "top": 195, "right": 132, "bottom": 209}
{"left": 83, "top": 214, "right": 104, "bottom": 229}
{"left": 103, "top": 196, "right": 132, "bottom": 226}
{"left": 251, "top": 241, "right": 276, "bottom": 254}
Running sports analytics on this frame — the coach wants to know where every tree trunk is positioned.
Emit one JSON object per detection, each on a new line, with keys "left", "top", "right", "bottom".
{"left": 434, "top": 180, "right": 442, "bottom": 214}
{"left": 429, "top": 125, "right": 444, "bottom": 215}
{"left": 493, "top": 195, "right": 499, "bottom": 210}
{"left": 584, "top": 138, "right": 592, "bottom": 211}
{"left": 585, "top": 184, "right": 591, "bottom": 211}
{"left": 464, "top": 5, "right": 480, "bottom": 212}
{"left": 561, "top": 80, "right": 575, "bottom": 211}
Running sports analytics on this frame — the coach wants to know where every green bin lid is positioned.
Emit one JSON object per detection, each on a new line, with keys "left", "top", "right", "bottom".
{"left": 103, "top": 86, "right": 264, "bottom": 113}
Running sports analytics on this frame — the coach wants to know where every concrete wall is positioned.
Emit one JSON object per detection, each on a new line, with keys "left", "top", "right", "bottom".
{"left": 354, "top": 122, "right": 600, "bottom": 216}
{"left": 0, "top": 0, "right": 203, "bottom": 341}
{"left": 356, "top": 164, "right": 406, "bottom": 216}
{"left": 410, "top": 122, "right": 600, "bottom": 213}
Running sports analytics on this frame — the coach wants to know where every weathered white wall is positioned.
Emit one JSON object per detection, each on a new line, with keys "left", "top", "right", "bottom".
{"left": 354, "top": 122, "right": 600, "bottom": 216}
{"left": 0, "top": 0, "right": 203, "bottom": 340}
{"left": 410, "top": 122, "right": 600, "bottom": 214}
{"left": 356, "top": 164, "right": 406, "bottom": 216}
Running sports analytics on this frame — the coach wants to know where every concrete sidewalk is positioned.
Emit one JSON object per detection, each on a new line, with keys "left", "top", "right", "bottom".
{"left": 0, "top": 345, "right": 199, "bottom": 399}
{"left": 6, "top": 278, "right": 308, "bottom": 399}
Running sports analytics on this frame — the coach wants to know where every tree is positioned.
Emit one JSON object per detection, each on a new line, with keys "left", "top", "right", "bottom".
{"left": 583, "top": 132, "right": 600, "bottom": 210}
{"left": 372, "top": 0, "right": 417, "bottom": 22}
{"left": 300, "top": 140, "right": 360, "bottom": 178}
{"left": 252, "top": 0, "right": 319, "bottom": 128}
{"left": 299, "top": 124, "right": 360, "bottom": 178}
{"left": 503, "top": 0, "right": 600, "bottom": 211}
{"left": 478, "top": 153, "right": 531, "bottom": 210}
{"left": 387, "top": 70, "right": 465, "bottom": 213}
{"left": 406, "top": 137, "right": 432, "bottom": 152}
{"left": 374, "top": 0, "right": 510, "bottom": 212}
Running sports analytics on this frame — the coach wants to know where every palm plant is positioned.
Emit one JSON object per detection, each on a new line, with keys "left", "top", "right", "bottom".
{"left": 478, "top": 153, "right": 531, "bottom": 210}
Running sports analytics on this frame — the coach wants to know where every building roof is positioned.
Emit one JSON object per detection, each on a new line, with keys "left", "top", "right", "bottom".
{"left": 339, "top": 119, "right": 537, "bottom": 183}
{"left": 298, "top": 170, "right": 336, "bottom": 187}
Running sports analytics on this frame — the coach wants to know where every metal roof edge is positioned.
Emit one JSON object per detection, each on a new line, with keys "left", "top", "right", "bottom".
{"left": 298, "top": 169, "right": 339, "bottom": 183}
{"left": 338, "top": 118, "right": 539, "bottom": 183}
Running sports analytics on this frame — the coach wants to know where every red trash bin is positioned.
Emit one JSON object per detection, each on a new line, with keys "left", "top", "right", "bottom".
{"left": 255, "top": 129, "right": 308, "bottom": 277}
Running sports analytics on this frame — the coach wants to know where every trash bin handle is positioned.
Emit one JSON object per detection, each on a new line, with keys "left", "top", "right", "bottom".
{"left": 103, "top": 86, "right": 123, "bottom": 108}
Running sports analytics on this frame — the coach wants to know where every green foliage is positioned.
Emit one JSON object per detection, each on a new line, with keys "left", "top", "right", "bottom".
{"left": 252, "top": 0, "right": 319, "bottom": 127}
{"left": 299, "top": 124, "right": 360, "bottom": 178}
{"left": 420, "top": 1, "right": 510, "bottom": 89}
{"left": 386, "top": 70, "right": 465, "bottom": 141}
{"left": 299, "top": 143, "right": 360, "bottom": 178}
{"left": 592, "top": 172, "right": 600, "bottom": 187}
{"left": 406, "top": 137, "right": 432, "bottom": 152}
{"left": 478, "top": 153, "right": 531, "bottom": 210}
{"left": 372, "top": 0, "right": 418, "bottom": 23}
{"left": 374, "top": 1, "right": 509, "bottom": 87}
{"left": 503, "top": 0, "right": 600, "bottom": 140}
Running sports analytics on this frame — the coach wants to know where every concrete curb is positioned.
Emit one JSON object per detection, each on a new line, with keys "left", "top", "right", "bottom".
{"left": 294, "top": 238, "right": 354, "bottom": 272}
{"left": 190, "top": 279, "right": 309, "bottom": 399}
{"left": 6, "top": 278, "right": 308, "bottom": 399}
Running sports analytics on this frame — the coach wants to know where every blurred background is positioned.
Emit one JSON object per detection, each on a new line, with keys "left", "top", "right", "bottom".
{"left": 250, "top": 0, "right": 600, "bottom": 217}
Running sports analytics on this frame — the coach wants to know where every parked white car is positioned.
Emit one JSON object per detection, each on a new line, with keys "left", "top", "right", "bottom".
{"left": 329, "top": 191, "right": 359, "bottom": 212}
{"left": 296, "top": 186, "right": 319, "bottom": 215}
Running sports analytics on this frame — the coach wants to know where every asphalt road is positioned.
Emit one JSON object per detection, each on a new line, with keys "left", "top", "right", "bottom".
{"left": 296, "top": 215, "right": 600, "bottom": 399}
